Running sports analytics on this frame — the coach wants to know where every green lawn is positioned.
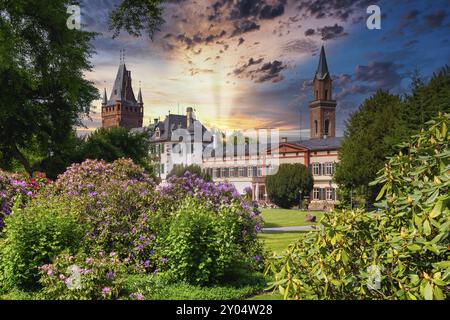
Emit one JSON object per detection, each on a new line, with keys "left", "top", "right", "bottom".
{"left": 260, "top": 209, "right": 323, "bottom": 228}
{"left": 259, "top": 231, "right": 306, "bottom": 254}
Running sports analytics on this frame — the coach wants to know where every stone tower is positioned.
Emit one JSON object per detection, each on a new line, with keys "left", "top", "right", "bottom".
{"left": 309, "top": 46, "right": 336, "bottom": 139}
{"left": 101, "top": 60, "right": 143, "bottom": 129}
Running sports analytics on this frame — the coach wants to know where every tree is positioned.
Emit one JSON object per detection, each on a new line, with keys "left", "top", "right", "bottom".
{"left": 108, "top": 0, "right": 165, "bottom": 38}
{"left": 335, "top": 68, "right": 450, "bottom": 207}
{"left": 80, "top": 127, "right": 154, "bottom": 175}
{"left": 0, "top": 0, "right": 98, "bottom": 175}
{"left": 168, "top": 164, "right": 212, "bottom": 181}
{"left": 266, "top": 164, "right": 313, "bottom": 209}
{"left": 334, "top": 91, "right": 409, "bottom": 205}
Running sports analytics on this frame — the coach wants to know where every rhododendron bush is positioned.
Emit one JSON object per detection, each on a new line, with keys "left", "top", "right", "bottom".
{"left": 1, "top": 158, "right": 264, "bottom": 295}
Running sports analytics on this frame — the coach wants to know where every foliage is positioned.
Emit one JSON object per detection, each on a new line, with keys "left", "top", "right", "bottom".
{"left": 265, "top": 113, "right": 449, "bottom": 300}
{"left": 265, "top": 164, "right": 313, "bottom": 209}
{"left": 0, "top": 202, "right": 83, "bottom": 290}
{"left": 334, "top": 91, "right": 409, "bottom": 205}
{"left": 160, "top": 197, "right": 263, "bottom": 285}
{"left": 336, "top": 69, "right": 450, "bottom": 205}
{"left": 0, "top": 0, "right": 98, "bottom": 175}
{"left": 109, "top": 0, "right": 165, "bottom": 38}
{"left": 79, "top": 127, "right": 155, "bottom": 176}
{"left": 39, "top": 251, "right": 126, "bottom": 300}
{"left": 168, "top": 164, "right": 211, "bottom": 181}
{"left": 38, "top": 159, "right": 157, "bottom": 271}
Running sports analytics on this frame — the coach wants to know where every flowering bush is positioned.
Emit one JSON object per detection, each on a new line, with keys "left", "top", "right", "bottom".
{"left": 37, "top": 159, "right": 157, "bottom": 271}
{"left": 39, "top": 251, "right": 126, "bottom": 300}
{"left": 0, "top": 171, "right": 50, "bottom": 229}
{"left": 160, "top": 197, "right": 264, "bottom": 284}
{"left": 0, "top": 202, "right": 83, "bottom": 290}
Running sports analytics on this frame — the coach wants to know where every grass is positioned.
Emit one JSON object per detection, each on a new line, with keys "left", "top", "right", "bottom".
{"left": 260, "top": 209, "right": 323, "bottom": 228}
{"left": 259, "top": 231, "right": 306, "bottom": 254}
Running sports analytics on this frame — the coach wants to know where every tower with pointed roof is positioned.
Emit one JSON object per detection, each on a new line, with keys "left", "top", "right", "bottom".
{"left": 309, "top": 46, "right": 336, "bottom": 139}
{"left": 101, "top": 56, "right": 143, "bottom": 129}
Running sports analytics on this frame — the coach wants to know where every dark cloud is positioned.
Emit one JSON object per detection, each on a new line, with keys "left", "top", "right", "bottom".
{"left": 304, "top": 28, "right": 315, "bottom": 36}
{"left": 355, "top": 61, "right": 404, "bottom": 90}
{"left": 424, "top": 10, "right": 447, "bottom": 28}
{"left": 403, "top": 9, "right": 419, "bottom": 21}
{"left": 297, "top": 0, "right": 371, "bottom": 22}
{"left": 233, "top": 57, "right": 264, "bottom": 75}
{"left": 317, "top": 24, "right": 347, "bottom": 41}
{"left": 254, "top": 60, "right": 286, "bottom": 83}
{"left": 260, "top": 3, "right": 285, "bottom": 20}
{"left": 231, "top": 20, "right": 260, "bottom": 37}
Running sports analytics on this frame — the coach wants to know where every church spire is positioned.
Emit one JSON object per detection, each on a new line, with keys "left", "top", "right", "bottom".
{"left": 315, "top": 46, "right": 329, "bottom": 80}
{"left": 102, "top": 87, "right": 108, "bottom": 105}
{"left": 137, "top": 85, "right": 143, "bottom": 105}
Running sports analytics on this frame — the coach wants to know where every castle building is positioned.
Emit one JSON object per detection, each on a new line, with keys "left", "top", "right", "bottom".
{"left": 202, "top": 46, "right": 342, "bottom": 210}
{"left": 101, "top": 60, "right": 143, "bottom": 129}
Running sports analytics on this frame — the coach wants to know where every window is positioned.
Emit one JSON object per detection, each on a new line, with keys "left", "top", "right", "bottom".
{"left": 252, "top": 166, "right": 258, "bottom": 177}
{"left": 325, "top": 162, "right": 334, "bottom": 175}
{"left": 314, "top": 120, "right": 318, "bottom": 134}
{"left": 155, "top": 128, "right": 160, "bottom": 139}
{"left": 223, "top": 168, "right": 229, "bottom": 178}
{"left": 312, "top": 163, "right": 321, "bottom": 176}
{"left": 315, "top": 90, "right": 318, "bottom": 99}
{"left": 313, "top": 188, "right": 320, "bottom": 200}
{"left": 257, "top": 166, "right": 263, "bottom": 177}
{"left": 324, "top": 119, "right": 330, "bottom": 136}
{"left": 233, "top": 167, "right": 239, "bottom": 177}
{"left": 325, "top": 89, "right": 328, "bottom": 100}
{"left": 160, "top": 164, "right": 165, "bottom": 174}
{"left": 239, "top": 167, "right": 248, "bottom": 177}
{"left": 326, "top": 188, "right": 335, "bottom": 201}
{"left": 214, "top": 168, "right": 221, "bottom": 178}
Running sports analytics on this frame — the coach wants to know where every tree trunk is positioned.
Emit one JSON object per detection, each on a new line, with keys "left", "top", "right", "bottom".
{"left": 11, "top": 144, "right": 32, "bottom": 176}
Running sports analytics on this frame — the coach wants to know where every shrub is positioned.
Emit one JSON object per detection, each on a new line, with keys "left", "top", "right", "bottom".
{"left": 266, "top": 113, "right": 450, "bottom": 300}
{"left": 0, "top": 202, "right": 83, "bottom": 290}
{"left": 168, "top": 164, "right": 211, "bottom": 181}
{"left": 36, "top": 159, "right": 157, "bottom": 271}
{"left": 266, "top": 163, "right": 313, "bottom": 209}
{"left": 160, "top": 197, "right": 263, "bottom": 284}
{"left": 39, "top": 251, "right": 126, "bottom": 300}
{"left": 0, "top": 171, "right": 50, "bottom": 229}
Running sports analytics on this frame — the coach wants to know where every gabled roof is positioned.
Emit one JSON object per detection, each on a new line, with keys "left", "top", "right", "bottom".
{"left": 106, "top": 63, "right": 138, "bottom": 107}
{"left": 293, "top": 137, "right": 343, "bottom": 151}
{"left": 150, "top": 114, "right": 209, "bottom": 142}
{"left": 315, "top": 46, "right": 330, "bottom": 80}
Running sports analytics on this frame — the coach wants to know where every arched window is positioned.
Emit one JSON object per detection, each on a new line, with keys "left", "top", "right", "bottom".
{"left": 315, "top": 90, "right": 318, "bottom": 99}
{"left": 314, "top": 120, "right": 318, "bottom": 134}
{"left": 325, "top": 89, "right": 328, "bottom": 100}
{"left": 324, "top": 119, "right": 330, "bottom": 136}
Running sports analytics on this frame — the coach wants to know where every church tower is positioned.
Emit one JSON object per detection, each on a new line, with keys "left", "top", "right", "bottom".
{"left": 309, "top": 46, "right": 336, "bottom": 139}
{"left": 101, "top": 56, "right": 143, "bottom": 129}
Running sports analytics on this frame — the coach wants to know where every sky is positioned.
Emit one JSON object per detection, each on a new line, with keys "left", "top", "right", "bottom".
{"left": 79, "top": 0, "right": 450, "bottom": 137}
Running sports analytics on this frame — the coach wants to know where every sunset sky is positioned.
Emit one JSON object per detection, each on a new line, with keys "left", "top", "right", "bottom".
{"left": 79, "top": 0, "right": 450, "bottom": 137}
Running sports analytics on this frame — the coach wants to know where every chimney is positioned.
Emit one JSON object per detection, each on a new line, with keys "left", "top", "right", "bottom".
{"left": 186, "top": 107, "right": 194, "bottom": 128}
{"left": 154, "top": 118, "right": 158, "bottom": 124}
{"left": 281, "top": 137, "right": 288, "bottom": 143}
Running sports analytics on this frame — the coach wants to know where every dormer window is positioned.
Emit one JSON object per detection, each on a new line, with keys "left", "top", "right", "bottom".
{"left": 155, "top": 128, "right": 160, "bottom": 139}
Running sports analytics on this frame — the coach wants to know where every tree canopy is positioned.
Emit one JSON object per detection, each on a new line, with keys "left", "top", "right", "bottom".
{"left": 266, "top": 163, "right": 313, "bottom": 209}
{"left": 335, "top": 68, "right": 450, "bottom": 206}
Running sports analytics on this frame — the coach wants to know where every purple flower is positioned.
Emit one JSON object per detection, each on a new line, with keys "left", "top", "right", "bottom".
{"left": 161, "top": 257, "right": 168, "bottom": 264}
{"left": 130, "top": 292, "right": 145, "bottom": 300}
{"left": 254, "top": 255, "right": 261, "bottom": 262}
{"left": 106, "top": 271, "right": 115, "bottom": 280}
{"left": 101, "top": 287, "right": 111, "bottom": 297}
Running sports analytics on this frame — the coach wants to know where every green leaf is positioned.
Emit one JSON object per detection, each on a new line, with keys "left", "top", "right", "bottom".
{"left": 423, "top": 220, "right": 431, "bottom": 236}
{"left": 407, "top": 244, "right": 421, "bottom": 252}
{"left": 430, "top": 200, "right": 443, "bottom": 218}
{"left": 424, "top": 282, "right": 433, "bottom": 300}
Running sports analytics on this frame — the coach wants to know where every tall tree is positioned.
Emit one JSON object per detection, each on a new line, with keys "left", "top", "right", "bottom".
{"left": 334, "top": 91, "right": 409, "bottom": 204}
{"left": 0, "top": 0, "right": 98, "bottom": 174}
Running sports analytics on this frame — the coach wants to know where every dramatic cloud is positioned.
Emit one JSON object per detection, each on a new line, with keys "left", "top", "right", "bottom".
{"left": 231, "top": 20, "right": 261, "bottom": 37}
{"left": 317, "top": 24, "right": 346, "bottom": 41}
{"left": 304, "top": 28, "right": 315, "bottom": 36}
{"left": 355, "top": 61, "right": 404, "bottom": 91}
{"left": 233, "top": 57, "right": 264, "bottom": 76}
{"left": 254, "top": 60, "right": 286, "bottom": 83}
{"left": 424, "top": 10, "right": 447, "bottom": 28}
